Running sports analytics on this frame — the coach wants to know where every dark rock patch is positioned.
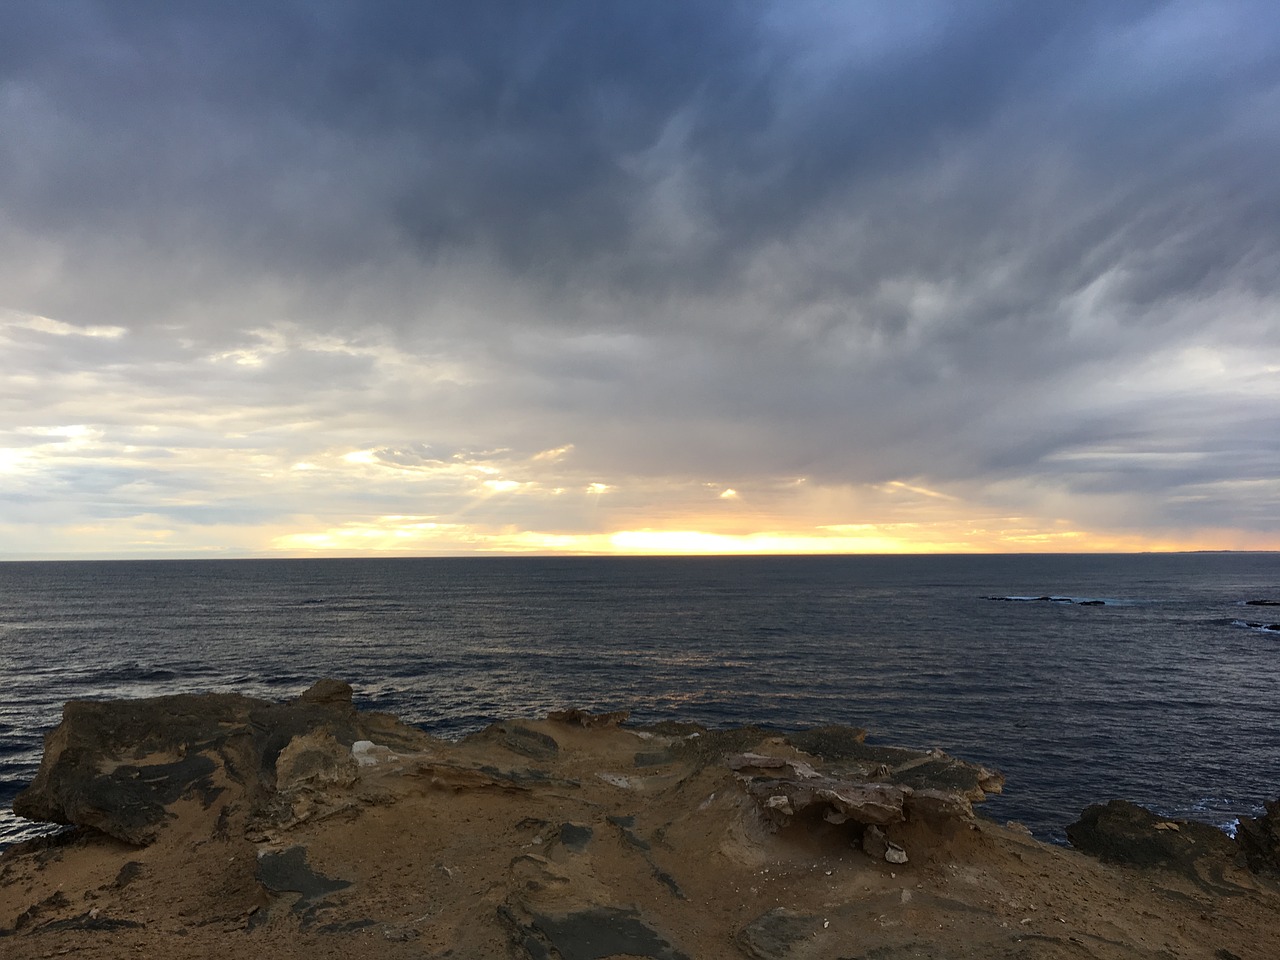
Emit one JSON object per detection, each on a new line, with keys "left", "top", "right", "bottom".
{"left": 784, "top": 725, "right": 870, "bottom": 762}
{"left": 12, "top": 891, "right": 69, "bottom": 932}
{"left": 652, "top": 865, "right": 685, "bottom": 900}
{"left": 735, "top": 907, "right": 823, "bottom": 960}
{"left": 557, "top": 821, "right": 593, "bottom": 853}
{"left": 502, "top": 903, "right": 690, "bottom": 960}
{"left": 607, "top": 814, "right": 650, "bottom": 851}
{"left": 634, "top": 749, "right": 677, "bottom": 767}
{"left": 35, "top": 911, "right": 144, "bottom": 934}
{"left": 112, "top": 860, "right": 143, "bottom": 889}
{"left": 1237, "top": 799, "right": 1280, "bottom": 876}
{"left": 481, "top": 722, "right": 561, "bottom": 760}
{"left": 1066, "top": 799, "right": 1238, "bottom": 886}
{"left": 315, "top": 917, "right": 378, "bottom": 934}
{"left": 255, "top": 845, "right": 350, "bottom": 911}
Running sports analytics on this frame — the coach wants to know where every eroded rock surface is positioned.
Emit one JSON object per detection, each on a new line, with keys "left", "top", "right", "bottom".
{"left": 3, "top": 685, "right": 1279, "bottom": 960}
{"left": 12, "top": 680, "right": 425, "bottom": 845}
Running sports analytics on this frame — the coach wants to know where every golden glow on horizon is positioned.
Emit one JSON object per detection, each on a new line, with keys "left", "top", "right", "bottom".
{"left": 0, "top": 509, "right": 1263, "bottom": 559}
{"left": 266, "top": 514, "right": 1216, "bottom": 557}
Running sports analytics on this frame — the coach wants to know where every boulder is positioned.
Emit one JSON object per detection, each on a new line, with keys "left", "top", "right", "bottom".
{"left": 1065, "top": 799, "right": 1237, "bottom": 878}
{"left": 1237, "top": 799, "right": 1280, "bottom": 876}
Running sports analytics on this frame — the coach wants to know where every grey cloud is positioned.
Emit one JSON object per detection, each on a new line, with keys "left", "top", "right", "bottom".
{"left": 3, "top": 1, "right": 1280, "bottom": 544}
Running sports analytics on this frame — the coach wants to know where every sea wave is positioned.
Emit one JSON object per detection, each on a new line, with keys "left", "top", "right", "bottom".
{"left": 1223, "top": 618, "right": 1280, "bottom": 634}
{"left": 983, "top": 595, "right": 1109, "bottom": 606}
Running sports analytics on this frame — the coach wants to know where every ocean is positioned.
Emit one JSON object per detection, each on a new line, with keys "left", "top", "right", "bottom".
{"left": 1, "top": 553, "right": 1277, "bottom": 848}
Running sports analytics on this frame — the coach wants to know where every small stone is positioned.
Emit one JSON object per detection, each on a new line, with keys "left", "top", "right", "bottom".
{"left": 351, "top": 740, "right": 397, "bottom": 767}
{"left": 885, "top": 842, "right": 909, "bottom": 864}
{"left": 765, "top": 795, "right": 794, "bottom": 816}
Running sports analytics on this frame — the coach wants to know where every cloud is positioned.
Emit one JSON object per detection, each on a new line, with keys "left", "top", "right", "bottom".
{"left": 1, "top": 2, "right": 1278, "bottom": 556}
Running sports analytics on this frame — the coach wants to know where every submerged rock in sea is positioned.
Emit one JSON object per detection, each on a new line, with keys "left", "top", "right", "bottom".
{"left": 983, "top": 595, "right": 1106, "bottom": 605}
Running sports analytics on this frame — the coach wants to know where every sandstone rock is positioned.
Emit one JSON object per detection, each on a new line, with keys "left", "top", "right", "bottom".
{"left": 906, "top": 787, "right": 977, "bottom": 826}
{"left": 5, "top": 686, "right": 1280, "bottom": 960}
{"left": 275, "top": 732, "right": 359, "bottom": 790}
{"left": 885, "top": 841, "right": 909, "bottom": 864}
{"left": 11, "top": 699, "right": 232, "bottom": 845}
{"left": 11, "top": 680, "right": 429, "bottom": 845}
{"left": 296, "top": 678, "right": 355, "bottom": 708}
{"left": 732, "top": 736, "right": 1000, "bottom": 837}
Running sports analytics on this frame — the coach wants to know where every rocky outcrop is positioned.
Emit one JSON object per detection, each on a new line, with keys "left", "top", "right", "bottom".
{"left": 1065, "top": 798, "right": 1252, "bottom": 895}
{"left": 1237, "top": 799, "right": 1280, "bottom": 876}
{"left": 725, "top": 737, "right": 1003, "bottom": 869}
{"left": 12, "top": 680, "right": 426, "bottom": 845}
{"left": 5, "top": 685, "right": 1280, "bottom": 960}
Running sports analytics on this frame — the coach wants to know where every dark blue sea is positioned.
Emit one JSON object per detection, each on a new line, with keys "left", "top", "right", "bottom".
{"left": 2, "top": 554, "right": 1277, "bottom": 848}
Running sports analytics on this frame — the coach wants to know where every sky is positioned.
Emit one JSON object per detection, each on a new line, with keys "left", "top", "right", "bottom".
{"left": 2, "top": 1, "right": 1278, "bottom": 559}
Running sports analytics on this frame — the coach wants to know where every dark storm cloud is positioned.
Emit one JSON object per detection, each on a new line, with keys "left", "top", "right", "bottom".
{"left": 7, "top": 1, "right": 1240, "bottom": 300}
{"left": 2, "top": 2, "right": 763, "bottom": 298}
{"left": 3, "top": 0, "right": 1280, "bottom": 547}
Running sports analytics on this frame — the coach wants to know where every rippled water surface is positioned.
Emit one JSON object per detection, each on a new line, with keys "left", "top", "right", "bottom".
{"left": 2, "top": 554, "right": 1277, "bottom": 846}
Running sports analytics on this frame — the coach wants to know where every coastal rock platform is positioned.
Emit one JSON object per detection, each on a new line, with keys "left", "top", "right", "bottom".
{"left": 2, "top": 681, "right": 1278, "bottom": 959}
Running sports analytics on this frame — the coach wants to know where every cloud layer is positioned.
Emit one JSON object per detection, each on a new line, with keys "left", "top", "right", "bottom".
{"left": 2, "top": 1, "right": 1278, "bottom": 556}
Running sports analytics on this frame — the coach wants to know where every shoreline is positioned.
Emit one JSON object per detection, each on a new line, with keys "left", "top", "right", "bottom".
{"left": 2, "top": 680, "right": 1278, "bottom": 958}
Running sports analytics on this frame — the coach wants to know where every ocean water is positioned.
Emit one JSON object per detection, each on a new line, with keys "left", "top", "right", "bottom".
{"left": 1, "top": 553, "right": 1277, "bottom": 848}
